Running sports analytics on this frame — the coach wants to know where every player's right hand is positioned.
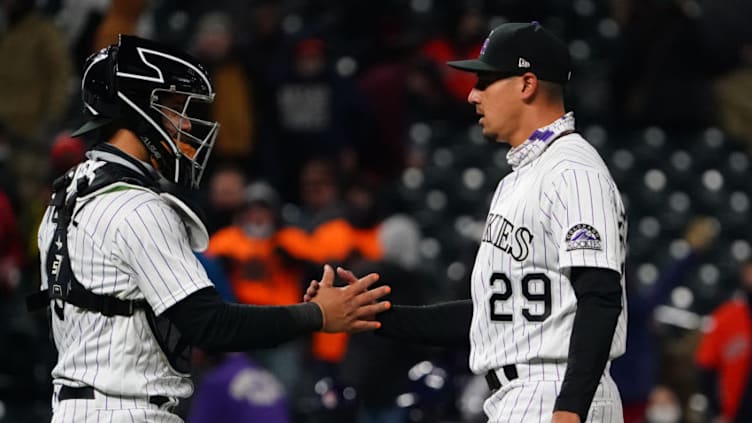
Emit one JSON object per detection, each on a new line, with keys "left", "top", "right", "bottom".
{"left": 309, "top": 264, "right": 391, "bottom": 333}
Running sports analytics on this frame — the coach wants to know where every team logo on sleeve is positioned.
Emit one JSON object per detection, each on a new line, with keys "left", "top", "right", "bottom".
{"left": 565, "top": 224, "right": 602, "bottom": 251}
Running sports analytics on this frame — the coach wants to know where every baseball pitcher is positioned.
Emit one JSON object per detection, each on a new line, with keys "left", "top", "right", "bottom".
{"left": 306, "top": 21, "right": 628, "bottom": 423}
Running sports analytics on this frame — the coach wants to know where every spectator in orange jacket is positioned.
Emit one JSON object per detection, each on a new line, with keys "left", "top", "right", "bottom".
{"left": 206, "top": 181, "right": 306, "bottom": 396}
{"left": 207, "top": 181, "right": 303, "bottom": 307}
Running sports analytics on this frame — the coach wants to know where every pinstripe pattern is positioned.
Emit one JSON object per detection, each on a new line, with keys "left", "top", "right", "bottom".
{"left": 51, "top": 400, "right": 182, "bottom": 423}
{"left": 483, "top": 364, "right": 623, "bottom": 422}
{"left": 50, "top": 382, "right": 182, "bottom": 422}
{"left": 469, "top": 114, "right": 627, "bottom": 421}
{"left": 39, "top": 156, "right": 213, "bottom": 420}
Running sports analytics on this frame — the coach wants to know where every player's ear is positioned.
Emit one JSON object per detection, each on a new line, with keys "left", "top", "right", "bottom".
{"left": 520, "top": 72, "right": 538, "bottom": 101}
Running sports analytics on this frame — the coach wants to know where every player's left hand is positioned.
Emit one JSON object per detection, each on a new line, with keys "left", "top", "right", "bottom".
{"left": 303, "top": 279, "right": 320, "bottom": 302}
{"left": 551, "top": 411, "right": 580, "bottom": 423}
{"left": 304, "top": 266, "right": 361, "bottom": 302}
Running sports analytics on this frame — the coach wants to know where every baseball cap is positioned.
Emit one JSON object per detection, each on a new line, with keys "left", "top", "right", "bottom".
{"left": 244, "top": 181, "right": 280, "bottom": 210}
{"left": 447, "top": 21, "right": 571, "bottom": 84}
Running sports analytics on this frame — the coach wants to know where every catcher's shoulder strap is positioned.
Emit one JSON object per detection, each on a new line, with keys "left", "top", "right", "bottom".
{"left": 25, "top": 154, "right": 159, "bottom": 316}
{"left": 26, "top": 147, "right": 194, "bottom": 374}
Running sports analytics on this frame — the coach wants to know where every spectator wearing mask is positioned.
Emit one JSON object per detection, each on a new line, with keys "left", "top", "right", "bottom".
{"left": 206, "top": 181, "right": 307, "bottom": 396}
{"left": 207, "top": 181, "right": 303, "bottom": 307}
{"left": 644, "top": 385, "right": 683, "bottom": 423}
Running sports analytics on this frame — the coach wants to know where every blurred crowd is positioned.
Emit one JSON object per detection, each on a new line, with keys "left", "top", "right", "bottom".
{"left": 0, "top": 0, "right": 751, "bottom": 422}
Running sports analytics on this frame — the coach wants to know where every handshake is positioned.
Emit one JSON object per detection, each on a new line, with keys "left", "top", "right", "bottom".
{"left": 304, "top": 264, "right": 391, "bottom": 333}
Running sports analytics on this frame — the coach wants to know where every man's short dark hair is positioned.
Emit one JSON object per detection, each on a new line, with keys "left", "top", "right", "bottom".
{"left": 538, "top": 80, "right": 565, "bottom": 103}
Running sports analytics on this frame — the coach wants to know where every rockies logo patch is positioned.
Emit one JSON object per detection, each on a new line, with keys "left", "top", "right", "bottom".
{"left": 565, "top": 224, "right": 602, "bottom": 251}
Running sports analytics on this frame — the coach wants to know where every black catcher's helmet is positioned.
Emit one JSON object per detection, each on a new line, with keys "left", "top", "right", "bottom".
{"left": 73, "top": 34, "right": 219, "bottom": 189}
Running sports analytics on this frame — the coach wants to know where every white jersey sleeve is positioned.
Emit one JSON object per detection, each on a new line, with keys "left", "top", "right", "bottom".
{"left": 545, "top": 168, "right": 625, "bottom": 273}
{"left": 113, "top": 195, "right": 212, "bottom": 315}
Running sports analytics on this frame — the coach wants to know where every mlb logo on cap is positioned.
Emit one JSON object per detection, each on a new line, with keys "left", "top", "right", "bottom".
{"left": 480, "top": 30, "right": 494, "bottom": 56}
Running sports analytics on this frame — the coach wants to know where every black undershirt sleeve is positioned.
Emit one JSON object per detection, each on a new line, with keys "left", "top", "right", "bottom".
{"left": 164, "top": 287, "right": 322, "bottom": 351}
{"left": 375, "top": 299, "right": 472, "bottom": 348}
{"left": 554, "top": 266, "right": 623, "bottom": 421}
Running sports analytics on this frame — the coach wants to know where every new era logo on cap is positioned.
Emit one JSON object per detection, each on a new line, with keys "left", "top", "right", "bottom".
{"left": 446, "top": 21, "right": 572, "bottom": 85}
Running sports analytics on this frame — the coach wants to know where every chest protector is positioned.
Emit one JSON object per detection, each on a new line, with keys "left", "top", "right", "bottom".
{"left": 26, "top": 145, "right": 205, "bottom": 375}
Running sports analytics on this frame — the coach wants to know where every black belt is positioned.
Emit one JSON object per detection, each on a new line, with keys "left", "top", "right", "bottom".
{"left": 485, "top": 364, "right": 519, "bottom": 392}
{"left": 58, "top": 386, "right": 174, "bottom": 410}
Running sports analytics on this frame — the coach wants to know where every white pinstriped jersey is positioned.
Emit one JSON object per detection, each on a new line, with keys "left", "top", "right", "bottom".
{"left": 469, "top": 113, "right": 627, "bottom": 375}
{"left": 38, "top": 150, "right": 212, "bottom": 400}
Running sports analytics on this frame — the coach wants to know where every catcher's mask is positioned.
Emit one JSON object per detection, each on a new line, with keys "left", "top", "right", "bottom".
{"left": 73, "top": 34, "right": 219, "bottom": 189}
